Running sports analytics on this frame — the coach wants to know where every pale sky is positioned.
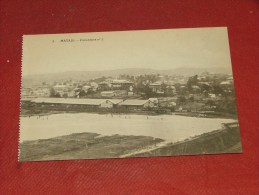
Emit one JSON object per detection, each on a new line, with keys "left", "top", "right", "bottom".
{"left": 22, "top": 27, "right": 232, "bottom": 75}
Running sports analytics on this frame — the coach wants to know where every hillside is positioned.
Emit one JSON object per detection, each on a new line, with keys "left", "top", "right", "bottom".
{"left": 22, "top": 67, "right": 232, "bottom": 87}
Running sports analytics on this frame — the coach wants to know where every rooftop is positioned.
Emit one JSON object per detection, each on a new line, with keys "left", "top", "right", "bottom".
{"left": 32, "top": 98, "right": 106, "bottom": 105}
{"left": 108, "top": 99, "right": 124, "bottom": 104}
{"left": 119, "top": 99, "right": 149, "bottom": 106}
{"left": 111, "top": 79, "right": 133, "bottom": 84}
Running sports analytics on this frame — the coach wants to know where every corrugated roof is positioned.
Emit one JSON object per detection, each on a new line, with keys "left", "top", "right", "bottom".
{"left": 107, "top": 99, "right": 123, "bottom": 104}
{"left": 32, "top": 98, "right": 106, "bottom": 105}
{"left": 111, "top": 79, "right": 133, "bottom": 84}
{"left": 31, "top": 98, "right": 124, "bottom": 105}
{"left": 101, "top": 91, "right": 114, "bottom": 94}
{"left": 119, "top": 99, "right": 149, "bottom": 106}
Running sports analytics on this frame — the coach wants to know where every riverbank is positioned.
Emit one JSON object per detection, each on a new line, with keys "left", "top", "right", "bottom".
{"left": 19, "top": 122, "right": 241, "bottom": 161}
{"left": 20, "top": 108, "right": 237, "bottom": 119}
{"left": 131, "top": 124, "right": 241, "bottom": 157}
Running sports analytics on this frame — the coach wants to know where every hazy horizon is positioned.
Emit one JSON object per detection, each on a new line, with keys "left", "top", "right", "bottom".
{"left": 22, "top": 27, "right": 232, "bottom": 76}
{"left": 23, "top": 67, "right": 232, "bottom": 78}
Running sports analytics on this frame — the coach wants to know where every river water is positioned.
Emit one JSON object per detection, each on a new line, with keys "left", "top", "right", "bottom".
{"left": 20, "top": 113, "right": 235, "bottom": 143}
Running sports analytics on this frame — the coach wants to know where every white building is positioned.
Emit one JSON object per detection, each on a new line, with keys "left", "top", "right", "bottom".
{"left": 82, "top": 85, "right": 91, "bottom": 92}
{"left": 101, "top": 91, "right": 115, "bottom": 97}
{"left": 149, "top": 98, "right": 158, "bottom": 104}
{"left": 31, "top": 98, "right": 123, "bottom": 109}
{"left": 53, "top": 84, "right": 69, "bottom": 96}
{"left": 118, "top": 99, "right": 155, "bottom": 109}
{"left": 33, "top": 88, "right": 50, "bottom": 97}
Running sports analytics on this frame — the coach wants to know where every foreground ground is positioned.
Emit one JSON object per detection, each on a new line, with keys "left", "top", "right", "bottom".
{"left": 19, "top": 124, "right": 241, "bottom": 161}
{"left": 19, "top": 133, "right": 163, "bottom": 161}
{"left": 132, "top": 124, "right": 241, "bottom": 157}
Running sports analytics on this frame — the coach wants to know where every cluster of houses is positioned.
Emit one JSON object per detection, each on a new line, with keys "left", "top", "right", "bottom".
{"left": 21, "top": 79, "right": 136, "bottom": 99}
{"left": 29, "top": 97, "right": 158, "bottom": 110}
{"left": 21, "top": 86, "right": 51, "bottom": 98}
{"left": 21, "top": 73, "right": 235, "bottom": 115}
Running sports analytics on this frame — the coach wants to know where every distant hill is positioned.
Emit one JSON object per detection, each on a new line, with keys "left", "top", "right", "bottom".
{"left": 22, "top": 67, "right": 232, "bottom": 87}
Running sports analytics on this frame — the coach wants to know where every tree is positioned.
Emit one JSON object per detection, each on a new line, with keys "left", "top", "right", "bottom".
{"left": 213, "top": 85, "right": 224, "bottom": 95}
{"left": 50, "top": 88, "right": 61, "bottom": 98}
{"left": 50, "top": 88, "right": 60, "bottom": 97}
{"left": 178, "top": 96, "right": 187, "bottom": 104}
{"left": 206, "top": 100, "right": 215, "bottom": 108}
{"left": 78, "top": 90, "right": 87, "bottom": 97}
{"left": 63, "top": 93, "right": 68, "bottom": 98}
{"left": 187, "top": 75, "right": 199, "bottom": 91}
{"left": 189, "top": 96, "right": 194, "bottom": 102}
{"left": 87, "top": 88, "right": 95, "bottom": 95}
{"left": 200, "top": 84, "right": 211, "bottom": 92}
{"left": 55, "top": 92, "right": 61, "bottom": 98}
{"left": 50, "top": 88, "right": 56, "bottom": 97}
{"left": 161, "top": 83, "right": 167, "bottom": 96}
{"left": 144, "top": 85, "right": 153, "bottom": 98}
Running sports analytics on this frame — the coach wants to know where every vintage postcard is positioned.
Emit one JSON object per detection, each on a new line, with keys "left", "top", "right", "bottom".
{"left": 19, "top": 27, "right": 241, "bottom": 161}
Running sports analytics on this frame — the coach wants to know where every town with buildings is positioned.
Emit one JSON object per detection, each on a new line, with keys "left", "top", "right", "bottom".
{"left": 19, "top": 28, "right": 242, "bottom": 161}
{"left": 21, "top": 71, "right": 237, "bottom": 118}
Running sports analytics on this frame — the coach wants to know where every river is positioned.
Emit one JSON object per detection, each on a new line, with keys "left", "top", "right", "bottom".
{"left": 20, "top": 113, "right": 235, "bottom": 143}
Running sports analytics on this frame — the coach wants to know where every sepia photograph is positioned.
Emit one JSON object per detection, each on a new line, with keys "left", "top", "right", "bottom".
{"left": 19, "top": 27, "right": 241, "bottom": 161}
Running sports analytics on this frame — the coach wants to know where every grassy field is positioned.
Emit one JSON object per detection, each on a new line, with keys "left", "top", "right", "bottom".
{"left": 19, "top": 123, "right": 241, "bottom": 161}
{"left": 19, "top": 133, "right": 163, "bottom": 161}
